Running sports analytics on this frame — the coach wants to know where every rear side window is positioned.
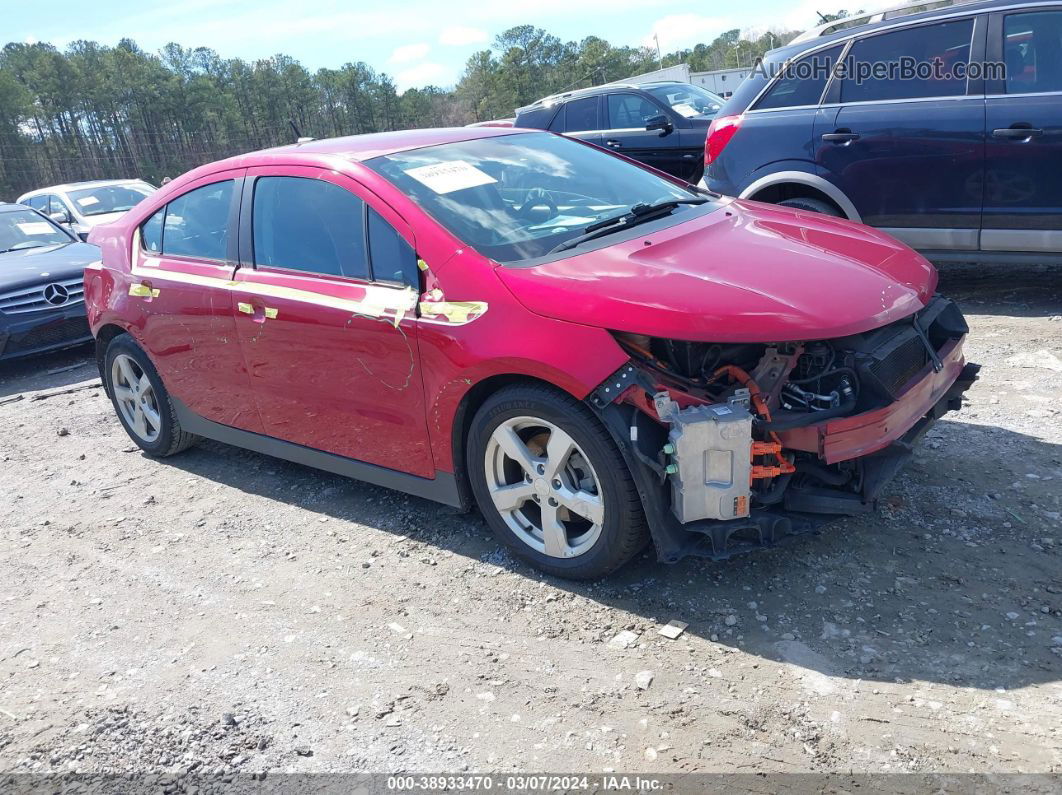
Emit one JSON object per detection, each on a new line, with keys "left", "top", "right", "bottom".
{"left": 840, "top": 19, "right": 974, "bottom": 103}
{"left": 755, "top": 45, "right": 843, "bottom": 110}
{"left": 24, "top": 196, "right": 47, "bottom": 211}
{"left": 559, "top": 97, "right": 600, "bottom": 132}
{"left": 607, "top": 94, "right": 660, "bottom": 128}
{"left": 368, "top": 209, "right": 417, "bottom": 286}
{"left": 1004, "top": 11, "right": 1062, "bottom": 94}
{"left": 252, "top": 176, "right": 368, "bottom": 279}
{"left": 161, "top": 180, "right": 234, "bottom": 261}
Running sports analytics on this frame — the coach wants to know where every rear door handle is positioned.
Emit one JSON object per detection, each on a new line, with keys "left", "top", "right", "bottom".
{"left": 605, "top": 139, "right": 622, "bottom": 148}
{"left": 822, "top": 131, "right": 860, "bottom": 143}
{"left": 992, "top": 126, "right": 1043, "bottom": 140}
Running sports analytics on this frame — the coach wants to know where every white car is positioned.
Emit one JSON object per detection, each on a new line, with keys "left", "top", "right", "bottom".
{"left": 17, "top": 179, "right": 156, "bottom": 240}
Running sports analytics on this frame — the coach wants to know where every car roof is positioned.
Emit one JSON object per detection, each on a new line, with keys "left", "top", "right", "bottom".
{"left": 0, "top": 202, "right": 29, "bottom": 213}
{"left": 18, "top": 179, "right": 147, "bottom": 198}
{"left": 781, "top": 0, "right": 1034, "bottom": 54}
{"left": 516, "top": 82, "right": 687, "bottom": 114}
{"left": 144, "top": 127, "right": 536, "bottom": 198}
{"left": 260, "top": 126, "right": 523, "bottom": 162}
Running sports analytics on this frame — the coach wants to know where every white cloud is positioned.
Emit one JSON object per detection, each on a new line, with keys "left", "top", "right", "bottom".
{"left": 439, "top": 25, "right": 489, "bottom": 47}
{"left": 389, "top": 42, "right": 431, "bottom": 64}
{"left": 395, "top": 62, "right": 448, "bottom": 90}
{"left": 644, "top": 14, "right": 735, "bottom": 52}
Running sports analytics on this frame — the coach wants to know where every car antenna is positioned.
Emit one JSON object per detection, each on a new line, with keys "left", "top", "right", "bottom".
{"left": 289, "top": 119, "right": 314, "bottom": 144}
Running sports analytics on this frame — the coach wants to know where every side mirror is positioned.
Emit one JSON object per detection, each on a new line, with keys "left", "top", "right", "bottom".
{"left": 645, "top": 114, "right": 673, "bottom": 136}
{"left": 48, "top": 210, "right": 71, "bottom": 225}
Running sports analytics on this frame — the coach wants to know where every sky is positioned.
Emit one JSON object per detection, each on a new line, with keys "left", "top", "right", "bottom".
{"left": 2, "top": 0, "right": 865, "bottom": 90}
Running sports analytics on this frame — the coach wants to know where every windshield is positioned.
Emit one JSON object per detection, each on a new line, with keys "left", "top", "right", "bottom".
{"left": 0, "top": 209, "right": 72, "bottom": 253}
{"left": 644, "top": 84, "right": 725, "bottom": 119}
{"left": 68, "top": 183, "right": 155, "bottom": 217}
{"left": 365, "top": 132, "right": 712, "bottom": 264}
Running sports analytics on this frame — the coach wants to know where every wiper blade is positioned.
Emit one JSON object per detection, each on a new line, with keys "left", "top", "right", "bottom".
{"left": 548, "top": 197, "right": 707, "bottom": 255}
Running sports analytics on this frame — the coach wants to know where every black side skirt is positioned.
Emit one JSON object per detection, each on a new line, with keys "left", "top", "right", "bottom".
{"left": 172, "top": 398, "right": 462, "bottom": 508}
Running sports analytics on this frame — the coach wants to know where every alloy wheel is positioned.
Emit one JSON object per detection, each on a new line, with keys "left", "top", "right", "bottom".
{"left": 111, "top": 353, "right": 162, "bottom": 443}
{"left": 484, "top": 416, "right": 605, "bottom": 559}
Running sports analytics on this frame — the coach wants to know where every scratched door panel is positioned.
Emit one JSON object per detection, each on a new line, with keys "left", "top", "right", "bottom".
{"left": 229, "top": 272, "right": 433, "bottom": 477}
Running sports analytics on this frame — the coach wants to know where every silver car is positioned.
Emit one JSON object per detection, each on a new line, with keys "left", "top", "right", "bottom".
{"left": 17, "top": 179, "right": 156, "bottom": 240}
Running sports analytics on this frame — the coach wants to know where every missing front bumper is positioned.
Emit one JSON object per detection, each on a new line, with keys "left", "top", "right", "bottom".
{"left": 589, "top": 356, "right": 980, "bottom": 564}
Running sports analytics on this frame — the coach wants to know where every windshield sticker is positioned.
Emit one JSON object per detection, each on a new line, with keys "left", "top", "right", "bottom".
{"left": 404, "top": 161, "right": 496, "bottom": 194}
{"left": 77, "top": 195, "right": 100, "bottom": 206}
{"left": 16, "top": 222, "right": 54, "bottom": 235}
{"left": 672, "top": 103, "right": 699, "bottom": 118}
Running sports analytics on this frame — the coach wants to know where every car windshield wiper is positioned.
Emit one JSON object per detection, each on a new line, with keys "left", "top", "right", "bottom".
{"left": 548, "top": 197, "right": 708, "bottom": 255}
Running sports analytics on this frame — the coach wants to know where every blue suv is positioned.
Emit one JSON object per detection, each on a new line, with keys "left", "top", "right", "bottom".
{"left": 703, "top": 0, "right": 1062, "bottom": 263}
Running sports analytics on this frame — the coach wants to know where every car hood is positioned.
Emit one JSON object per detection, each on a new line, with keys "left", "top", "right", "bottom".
{"left": 495, "top": 199, "right": 937, "bottom": 343}
{"left": 0, "top": 241, "right": 100, "bottom": 293}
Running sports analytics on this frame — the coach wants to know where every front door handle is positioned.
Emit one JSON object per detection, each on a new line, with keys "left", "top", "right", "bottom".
{"left": 237, "top": 302, "right": 278, "bottom": 323}
{"left": 605, "top": 139, "right": 622, "bottom": 148}
{"left": 822, "top": 130, "right": 860, "bottom": 143}
{"left": 992, "top": 125, "right": 1043, "bottom": 140}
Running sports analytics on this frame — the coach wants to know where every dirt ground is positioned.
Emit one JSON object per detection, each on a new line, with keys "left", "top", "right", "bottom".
{"left": 0, "top": 264, "right": 1060, "bottom": 781}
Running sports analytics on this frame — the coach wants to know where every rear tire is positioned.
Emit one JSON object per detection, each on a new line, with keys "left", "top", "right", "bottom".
{"left": 467, "top": 384, "right": 648, "bottom": 580}
{"left": 777, "top": 196, "right": 843, "bottom": 217}
{"left": 103, "top": 333, "right": 198, "bottom": 457}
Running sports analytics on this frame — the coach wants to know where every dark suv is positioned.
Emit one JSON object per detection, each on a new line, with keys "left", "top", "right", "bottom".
{"left": 703, "top": 0, "right": 1062, "bottom": 263}
{"left": 515, "top": 82, "right": 724, "bottom": 182}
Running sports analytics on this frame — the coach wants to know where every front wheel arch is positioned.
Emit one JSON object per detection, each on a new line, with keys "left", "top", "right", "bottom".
{"left": 450, "top": 374, "right": 581, "bottom": 512}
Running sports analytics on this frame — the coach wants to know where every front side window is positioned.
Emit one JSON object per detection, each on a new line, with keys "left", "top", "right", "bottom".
{"left": 561, "top": 97, "right": 600, "bottom": 132}
{"left": 68, "top": 183, "right": 154, "bottom": 217}
{"left": 0, "top": 208, "right": 72, "bottom": 253}
{"left": 607, "top": 94, "right": 661, "bottom": 128}
{"left": 365, "top": 132, "right": 713, "bottom": 264}
{"left": 160, "top": 180, "right": 234, "bottom": 261}
{"left": 252, "top": 176, "right": 368, "bottom": 279}
{"left": 755, "top": 45, "right": 843, "bottom": 110}
{"left": 644, "top": 84, "right": 725, "bottom": 118}
{"left": 368, "top": 208, "right": 417, "bottom": 286}
{"left": 1004, "top": 11, "right": 1062, "bottom": 94}
{"left": 840, "top": 19, "right": 974, "bottom": 103}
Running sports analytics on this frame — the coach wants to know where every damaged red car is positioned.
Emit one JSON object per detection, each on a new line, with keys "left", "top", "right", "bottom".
{"left": 85, "top": 127, "right": 978, "bottom": 579}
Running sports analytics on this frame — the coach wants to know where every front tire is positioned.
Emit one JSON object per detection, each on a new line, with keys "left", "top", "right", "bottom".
{"left": 467, "top": 384, "right": 648, "bottom": 579}
{"left": 103, "top": 333, "right": 198, "bottom": 457}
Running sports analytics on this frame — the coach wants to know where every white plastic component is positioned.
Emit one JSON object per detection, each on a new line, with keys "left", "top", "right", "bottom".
{"left": 656, "top": 392, "right": 753, "bottom": 522}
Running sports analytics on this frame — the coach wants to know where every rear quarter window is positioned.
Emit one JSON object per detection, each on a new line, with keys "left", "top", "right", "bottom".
{"left": 754, "top": 45, "right": 843, "bottom": 110}
{"left": 514, "top": 106, "right": 557, "bottom": 130}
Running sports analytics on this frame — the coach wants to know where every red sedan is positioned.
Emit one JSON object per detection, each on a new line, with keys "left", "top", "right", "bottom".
{"left": 85, "top": 127, "right": 977, "bottom": 579}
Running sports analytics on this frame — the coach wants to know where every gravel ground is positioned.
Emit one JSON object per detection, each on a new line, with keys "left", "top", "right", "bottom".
{"left": 0, "top": 264, "right": 1059, "bottom": 780}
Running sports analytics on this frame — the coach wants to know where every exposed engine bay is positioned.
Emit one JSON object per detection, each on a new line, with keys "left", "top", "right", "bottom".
{"left": 590, "top": 296, "right": 979, "bottom": 562}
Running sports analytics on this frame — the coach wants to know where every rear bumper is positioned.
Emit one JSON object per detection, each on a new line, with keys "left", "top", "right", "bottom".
{"left": 777, "top": 336, "right": 970, "bottom": 464}
{"left": 0, "top": 306, "right": 92, "bottom": 361}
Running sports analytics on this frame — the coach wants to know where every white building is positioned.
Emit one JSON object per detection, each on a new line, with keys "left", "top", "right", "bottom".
{"left": 604, "top": 63, "right": 753, "bottom": 99}
{"left": 689, "top": 67, "right": 753, "bottom": 98}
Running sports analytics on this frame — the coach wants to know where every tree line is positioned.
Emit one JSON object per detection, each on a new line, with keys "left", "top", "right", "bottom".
{"left": 0, "top": 23, "right": 807, "bottom": 199}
